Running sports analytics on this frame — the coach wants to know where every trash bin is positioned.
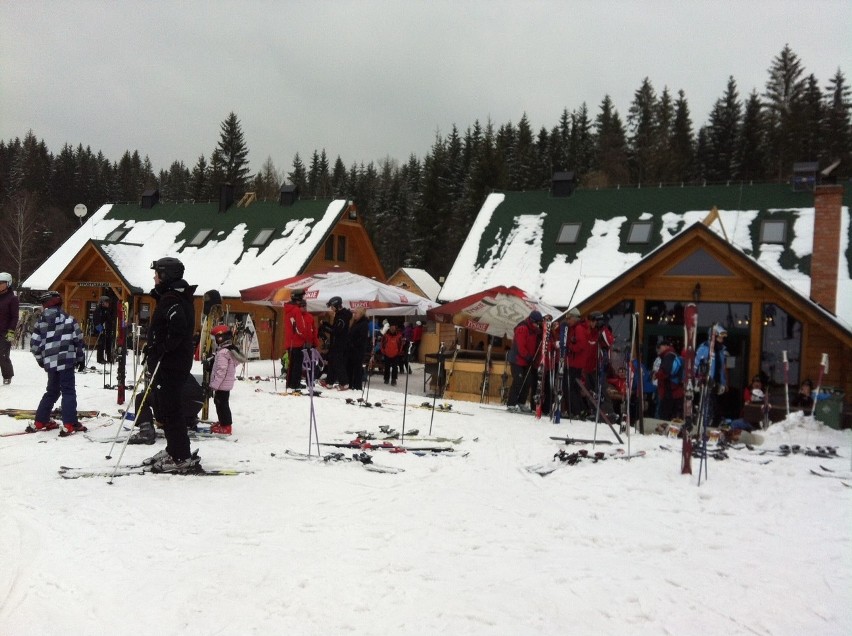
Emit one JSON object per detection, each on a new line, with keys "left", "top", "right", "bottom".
{"left": 814, "top": 388, "right": 844, "bottom": 430}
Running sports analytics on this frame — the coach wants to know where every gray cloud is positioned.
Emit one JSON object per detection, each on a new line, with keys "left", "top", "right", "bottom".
{"left": 2, "top": 0, "right": 850, "bottom": 176}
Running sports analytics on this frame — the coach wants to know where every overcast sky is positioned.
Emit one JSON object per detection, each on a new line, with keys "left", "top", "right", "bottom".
{"left": 2, "top": 0, "right": 850, "bottom": 178}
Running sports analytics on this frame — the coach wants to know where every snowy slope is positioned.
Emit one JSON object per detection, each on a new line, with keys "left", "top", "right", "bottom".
{"left": 0, "top": 348, "right": 850, "bottom": 635}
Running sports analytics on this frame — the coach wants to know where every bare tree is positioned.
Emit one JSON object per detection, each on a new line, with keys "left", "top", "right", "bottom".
{"left": 0, "top": 191, "right": 46, "bottom": 282}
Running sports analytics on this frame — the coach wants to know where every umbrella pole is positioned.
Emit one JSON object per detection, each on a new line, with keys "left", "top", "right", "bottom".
{"left": 363, "top": 317, "right": 376, "bottom": 404}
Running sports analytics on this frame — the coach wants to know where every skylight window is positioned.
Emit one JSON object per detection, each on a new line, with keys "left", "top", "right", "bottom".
{"left": 627, "top": 221, "right": 653, "bottom": 244}
{"left": 760, "top": 219, "right": 786, "bottom": 244}
{"left": 105, "top": 228, "right": 128, "bottom": 242}
{"left": 556, "top": 222, "right": 581, "bottom": 244}
{"left": 251, "top": 228, "right": 275, "bottom": 247}
{"left": 188, "top": 229, "right": 213, "bottom": 246}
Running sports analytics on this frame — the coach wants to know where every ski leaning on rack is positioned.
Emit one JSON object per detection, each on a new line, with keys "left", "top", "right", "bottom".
{"left": 535, "top": 316, "right": 551, "bottom": 419}
{"left": 273, "top": 449, "right": 404, "bottom": 474}
{"left": 116, "top": 300, "right": 129, "bottom": 404}
{"left": 574, "top": 379, "right": 624, "bottom": 443}
{"left": 681, "top": 303, "right": 697, "bottom": 475}
{"left": 695, "top": 324, "right": 717, "bottom": 485}
{"left": 199, "top": 290, "right": 224, "bottom": 420}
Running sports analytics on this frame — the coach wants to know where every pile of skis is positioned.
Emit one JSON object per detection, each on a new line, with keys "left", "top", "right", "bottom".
{"left": 274, "top": 449, "right": 404, "bottom": 474}
{"left": 526, "top": 446, "right": 645, "bottom": 476}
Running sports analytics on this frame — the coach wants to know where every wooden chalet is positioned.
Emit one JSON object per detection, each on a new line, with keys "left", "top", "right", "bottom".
{"left": 437, "top": 181, "right": 852, "bottom": 426}
{"left": 23, "top": 187, "right": 385, "bottom": 359}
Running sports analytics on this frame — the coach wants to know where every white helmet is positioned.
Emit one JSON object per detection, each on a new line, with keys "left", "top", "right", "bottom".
{"left": 750, "top": 389, "right": 765, "bottom": 402}
{"left": 0, "top": 272, "right": 12, "bottom": 285}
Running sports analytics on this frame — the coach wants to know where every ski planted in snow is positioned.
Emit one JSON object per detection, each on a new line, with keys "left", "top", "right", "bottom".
{"left": 535, "top": 315, "right": 552, "bottom": 419}
{"left": 681, "top": 302, "right": 697, "bottom": 475}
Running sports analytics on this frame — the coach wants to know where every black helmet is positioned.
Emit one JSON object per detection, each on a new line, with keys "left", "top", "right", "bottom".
{"left": 151, "top": 257, "right": 185, "bottom": 282}
{"left": 39, "top": 291, "right": 62, "bottom": 307}
{"left": 327, "top": 296, "right": 343, "bottom": 309}
{"left": 99, "top": 295, "right": 111, "bottom": 303}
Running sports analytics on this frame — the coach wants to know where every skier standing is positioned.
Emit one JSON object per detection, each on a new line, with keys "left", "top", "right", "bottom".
{"left": 506, "top": 310, "right": 542, "bottom": 412}
{"left": 29, "top": 291, "right": 87, "bottom": 435}
{"left": 208, "top": 325, "right": 245, "bottom": 435}
{"left": 283, "top": 289, "right": 311, "bottom": 389}
{"left": 0, "top": 272, "right": 18, "bottom": 385}
{"left": 320, "top": 296, "right": 352, "bottom": 389}
{"left": 143, "top": 257, "right": 199, "bottom": 473}
{"left": 695, "top": 324, "right": 729, "bottom": 427}
{"left": 94, "top": 295, "right": 115, "bottom": 364}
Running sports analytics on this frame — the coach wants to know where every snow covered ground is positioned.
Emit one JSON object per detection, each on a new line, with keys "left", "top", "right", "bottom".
{"left": 1, "top": 348, "right": 850, "bottom": 636}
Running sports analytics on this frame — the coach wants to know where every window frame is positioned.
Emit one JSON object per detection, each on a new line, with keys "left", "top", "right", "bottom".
{"left": 556, "top": 222, "right": 582, "bottom": 245}
{"left": 627, "top": 221, "right": 653, "bottom": 244}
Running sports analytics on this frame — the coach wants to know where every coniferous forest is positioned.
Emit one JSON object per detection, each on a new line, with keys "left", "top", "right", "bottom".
{"left": 1, "top": 46, "right": 849, "bottom": 285}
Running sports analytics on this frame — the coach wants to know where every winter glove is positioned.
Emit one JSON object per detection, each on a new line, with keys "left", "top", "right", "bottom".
{"left": 76, "top": 361, "right": 86, "bottom": 372}
{"left": 5, "top": 330, "right": 14, "bottom": 343}
{"left": 717, "top": 385, "right": 727, "bottom": 395}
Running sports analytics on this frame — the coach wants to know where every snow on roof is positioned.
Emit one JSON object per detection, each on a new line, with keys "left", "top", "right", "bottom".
{"left": 397, "top": 267, "right": 441, "bottom": 300}
{"left": 440, "top": 189, "right": 851, "bottom": 327}
{"left": 23, "top": 200, "right": 346, "bottom": 297}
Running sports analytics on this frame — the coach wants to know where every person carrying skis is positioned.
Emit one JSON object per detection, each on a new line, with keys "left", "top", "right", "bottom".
{"left": 695, "top": 324, "right": 729, "bottom": 427}
{"left": 142, "top": 257, "right": 200, "bottom": 473}
{"left": 0, "top": 272, "right": 19, "bottom": 385}
{"left": 29, "top": 291, "right": 87, "bottom": 435}
{"left": 654, "top": 339, "right": 684, "bottom": 420}
{"left": 506, "top": 310, "right": 542, "bottom": 412}
{"left": 94, "top": 295, "right": 115, "bottom": 364}
{"left": 208, "top": 325, "right": 245, "bottom": 435}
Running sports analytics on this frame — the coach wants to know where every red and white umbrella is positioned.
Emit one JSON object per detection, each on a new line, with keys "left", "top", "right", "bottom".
{"left": 427, "top": 286, "right": 559, "bottom": 338}
{"left": 240, "top": 270, "right": 437, "bottom": 315}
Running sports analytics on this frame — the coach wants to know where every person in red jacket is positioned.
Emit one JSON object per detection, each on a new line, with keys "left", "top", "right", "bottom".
{"left": 283, "top": 289, "right": 312, "bottom": 389}
{"left": 563, "top": 307, "right": 588, "bottom": 418}
{"left": 506, "top": 310, "right": 543, "bottom": 412}
{"left": 380, "top": 323, "right": 403, "bottom": 385}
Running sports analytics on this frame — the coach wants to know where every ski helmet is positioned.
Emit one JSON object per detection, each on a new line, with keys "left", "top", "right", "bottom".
{"left": 713, "top": 324, "right": 728, "bottom": 337}
{"left": 99, "top": 295, "right": 111, "bottom": 303}
{"left": 151, "top": 257, "right": 185, "bottom": 282}
{"left": 528, "top": 310, "right": 543, "bottom": 323}
{"left": 39, "top": 290, "right": 62, "bottom": 307}
{"left": 327, "top": 296, "right": 343, "bottom": 309}
{"left": 211, "top": 325, "right": 232, "bottom": 341}
{"left": 0, "top": 272, "right": 12, "bottom": 285}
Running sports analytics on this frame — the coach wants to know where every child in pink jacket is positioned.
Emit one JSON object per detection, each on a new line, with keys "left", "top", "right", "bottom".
{"left": 209, "top": 325, "right": 245, "bottom": 435}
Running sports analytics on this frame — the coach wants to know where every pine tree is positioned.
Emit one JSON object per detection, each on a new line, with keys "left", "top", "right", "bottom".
{"left": 287, "top": 153, "right": 308, "bottom": 193}
{"left": 763, "top": 44, "right": 805, "bottom": 179}
{"left": 592, "top": 95, "right": 630, "bottom": 186}
{"left": 738, "top": 91, "right": 767, "bottom": 181}
{"left": 254, "top": 156, "right": 280, "bottom": 201}
{"left": 215, "top": 112, "right": 251, "bottom": 193}
{"left": 627, "top": 77, "right": 658, "bottom": 183}
{"left": 570, "top": 104, "right": 595, "bottom": 180}
{"left": 190, "top": 155, "right": 208, "bottom": 201}
{"left": 822, "top": 68, "right": 852, "bottom": 170}
{"left": 704, "top": 76, "right": 741, "bottom": 181}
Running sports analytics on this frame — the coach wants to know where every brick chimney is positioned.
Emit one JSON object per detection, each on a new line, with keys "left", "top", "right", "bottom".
{"left": 811, "top": 184, "right": 844, "bottom": 312}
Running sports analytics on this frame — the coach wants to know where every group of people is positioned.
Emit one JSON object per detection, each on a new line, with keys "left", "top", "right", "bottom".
{"left": 505, "top": 307, "right": 618, "bottom": 417}
{"left": 282, "top": 290, "right": 423, "bottom": 392}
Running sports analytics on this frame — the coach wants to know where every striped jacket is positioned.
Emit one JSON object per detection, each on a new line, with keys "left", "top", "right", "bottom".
{"left": 30, "top": 307, "right": 85, "bottom": 371}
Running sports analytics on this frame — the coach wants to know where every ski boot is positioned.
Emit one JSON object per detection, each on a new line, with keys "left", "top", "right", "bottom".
{"left": 128, "top": 421, "right": 157, "bottom": 445}
{"left": 59, "top": 422, "right": 88, "bottom": 437}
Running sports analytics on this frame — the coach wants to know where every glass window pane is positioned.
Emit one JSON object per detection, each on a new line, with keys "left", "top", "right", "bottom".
{"left": 188, "top": 229, "right": 212, "bottom": 246}
{"left": 628, "top": 222, "right": 652, "bottom": 243}
{"left": 251, "top": 228, "right": 274, "bottom": 246}
{"left": 557, "top": 223, "right": 581, "bottom": 244}
{"left": 760, "top": 220, "right": 786, "bottom": 243}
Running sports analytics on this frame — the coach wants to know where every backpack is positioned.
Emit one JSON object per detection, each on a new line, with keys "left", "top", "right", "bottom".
{"left": 669, "top": 353, "right": 683, "bottom": 384}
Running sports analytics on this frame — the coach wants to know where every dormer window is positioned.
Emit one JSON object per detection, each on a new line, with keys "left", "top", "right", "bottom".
{"left": 760, "top": 219, "right": 786, "bottom": 244}
{"left": 556, "top": 222, "right": 581, "bottom": 244}
{"left": 188, "top": 229, "right": 213, "bottom": 246}
{"left": 627, "top": 221, "right": 653, "bottom": 244}
{"left": 251, "top": 228, "right": 275, "bottom": 247}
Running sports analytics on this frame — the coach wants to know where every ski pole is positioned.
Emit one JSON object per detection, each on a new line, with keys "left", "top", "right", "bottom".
{"left": 400, "top": 341, "right": 414, "bottom": 445}
{"left": 429, "top": 342, "right": 445, "bottom": 435}
{"left": 782, "top": 350, "right": 790, "bottom": 417}
{"left": 107, "top": 360, "right": 161, "bottom": 484}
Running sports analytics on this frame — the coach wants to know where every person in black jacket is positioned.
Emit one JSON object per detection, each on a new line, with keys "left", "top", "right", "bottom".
{"left": 346, "top": 308, "right": 370, "bottom": 391}
{"left": 94, "top": 295, "right": 115, "bottom": 364}
{"left": 320, "top": 296, "right": 352, "bottom": 389}
{"left": 142, "top": 257, "right": 200, "bottom": 473}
